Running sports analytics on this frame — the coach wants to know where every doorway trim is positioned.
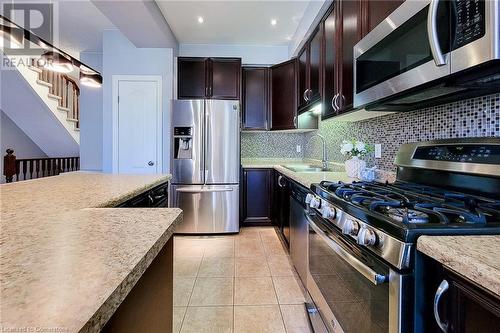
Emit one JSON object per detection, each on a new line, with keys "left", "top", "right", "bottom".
{"left": 112, "top": 75, "right": 163, "bottom": 173}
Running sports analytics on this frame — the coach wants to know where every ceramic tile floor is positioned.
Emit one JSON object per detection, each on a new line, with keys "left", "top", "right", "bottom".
{"left": 173, "top": 227, "right": 312, "bottom": 333}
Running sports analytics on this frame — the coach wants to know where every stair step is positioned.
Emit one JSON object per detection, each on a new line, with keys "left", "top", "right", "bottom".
{"left": 36, "top": 79, "right": 52, "bottom": 88}
{"left": 27, "top": 65, "right": 42, "bottom": 74}
{"left": 48, "top": 93, "right": 62, "bottom": 101}
{"left": 66, "top": 118, "right": 79, "bottom": 123}
{"left": 57, "top": 106, "right": 70, "bottom": 112}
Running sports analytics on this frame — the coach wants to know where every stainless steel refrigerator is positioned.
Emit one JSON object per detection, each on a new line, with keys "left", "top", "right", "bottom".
{"left": 170, "top": 99, "right": 240, "bottom": 234}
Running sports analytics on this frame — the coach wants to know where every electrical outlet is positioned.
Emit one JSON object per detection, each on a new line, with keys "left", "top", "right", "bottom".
{"left": 374, "top": 144, "right": 382, "bottom": 158}
{"left": 296, "top": 145, "right": 301, "bottom": 153}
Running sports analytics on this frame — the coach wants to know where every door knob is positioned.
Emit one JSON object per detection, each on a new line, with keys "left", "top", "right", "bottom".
{"left": 148, "top": 161, "right": 155, "bottom": 166}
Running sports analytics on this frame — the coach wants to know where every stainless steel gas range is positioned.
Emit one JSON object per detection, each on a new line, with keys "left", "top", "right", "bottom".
{"left": 304, "top": 138, "right": 500, "bottom": 333}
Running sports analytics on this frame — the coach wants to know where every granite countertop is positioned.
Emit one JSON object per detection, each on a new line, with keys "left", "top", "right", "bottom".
{"left": 1, "top": 172, "right": 182, "bottom": 333}
{"left": 417, "top": 236, "right": 500, "bottom": 296}
{"left": 241, "top": 158, "right": 355, "bottom": 188}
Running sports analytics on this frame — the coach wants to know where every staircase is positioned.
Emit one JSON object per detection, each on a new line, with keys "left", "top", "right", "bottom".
{"left": 1, "top": 56, "right": 80, "bottom": 157}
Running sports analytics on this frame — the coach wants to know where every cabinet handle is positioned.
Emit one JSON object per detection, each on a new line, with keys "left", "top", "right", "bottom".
{"left": 293, "top": 116, "right": 297, "bottom": 128}
{"left": 333, "top": 94, "right": 339, "bottom": 112}
{"left": 205, "top": 86, "right": 209, "bottom": 97}
{"left": 433, "top": 279, "right": 449, "bottom": 333}
{"left": 278, "top": 175, "right": 285, "bottom": 188}
{"left": 303, "top": 89, "right": 309, "bottom": 102}
{"left": 307, "top": 89, "right": 313, "bottom": 100}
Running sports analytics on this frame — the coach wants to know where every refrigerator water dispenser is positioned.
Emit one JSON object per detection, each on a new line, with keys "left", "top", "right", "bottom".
{"left": 174, "top": 127, "right": 192, "bottom": 159}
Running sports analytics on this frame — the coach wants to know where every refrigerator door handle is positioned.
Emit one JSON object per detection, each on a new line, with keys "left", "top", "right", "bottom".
{"left": 175, "top": 187, "right": 234, "bottom": 193}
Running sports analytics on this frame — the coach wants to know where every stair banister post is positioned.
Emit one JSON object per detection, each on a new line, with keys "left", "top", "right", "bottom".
{"left": 3, "top": 149, "right": 16, "bottom": 183}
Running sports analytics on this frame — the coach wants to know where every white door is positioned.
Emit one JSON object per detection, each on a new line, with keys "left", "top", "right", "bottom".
{"left": 117, "top": 78, "right": 161, "bottom": 173}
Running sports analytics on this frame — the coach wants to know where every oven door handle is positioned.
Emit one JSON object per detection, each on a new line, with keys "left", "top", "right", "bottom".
{"left": 306, "top": 214, "right": 388, "bottom": 285}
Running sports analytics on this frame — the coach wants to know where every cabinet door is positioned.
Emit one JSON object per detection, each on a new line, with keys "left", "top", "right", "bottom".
{"left": 337, "top": 0, "right": 363, "bottom": 113}
{"left": 177, "top": 57, "right": 208, "bottom": 99}
{"left": 209, "top": 58, "right": 241, "bottom": 100}
{"left": 322, "top": 7, "right": 339, "bottom": 119}
{"left": 444, "top": 270, "right": 500, "bottom": 333}
{"left": 270, "top": 59, "right": 297, "bottom": 130}
{"left": 362, "top": 0, "right": 404, "bottom": 36}
{"left": 308, "top": 27, "right": 322, "bottom": 103}
{"left": 242, "top": 67, "right": 269, "bottom": 130}
{"left": 241, "top": 169, "right": 272, "bottom": 225}
{"left": 297, "top": 46, "right": 309, "bottom": 111}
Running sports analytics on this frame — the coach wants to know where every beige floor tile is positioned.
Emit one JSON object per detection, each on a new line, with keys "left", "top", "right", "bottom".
{"left": 273, "top": 276, "right": 307, "bottom": 304}
{"left": 259, "top": 229, "right": 279, "bottom": 241}
{"left": 267, "top": 255, "right": 296, "bottom": 276}
{"left": 198, "top": 257, "right": 235, "bottom": 277}
{"left": 189, "top": 277, "right": 234, "bottom": 306}
{"left": 234, "top": 277, "right": 278, "bottom": 305}
{"left": 174, "top": 257, "right": 202, "bottom": 277}
{"left": 234, "top": 305, "right": 286, "bottom": 333}
{"left": 280, "top": 304, "right": 312, "bottom": 333}
{"left": 263, "top": 240, "right": 287, "bottom": 257}
{"left": 235, "top": 239, "right": 265, "bottom": 257}
{"left": 174, "top": 238, "right": 205, "bottom": 257}
{"left": 173, "top": 306, "right": 187, "bottom": 333}
{"left": 180, "top": 306, "right": 233, "bottom": 333}
{"left": 174, "top": 277, "right": 196, "bottom": 306}
{"left": 235, "top": 256, "right": 270, "bottom": 277}
{"left": 204, "top": 244, "right": 235, "bottom": 257}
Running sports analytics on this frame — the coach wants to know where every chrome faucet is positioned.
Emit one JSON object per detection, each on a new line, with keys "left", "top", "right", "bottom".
{"left": 307, "top": 134, "right": 328, "bottom": 170}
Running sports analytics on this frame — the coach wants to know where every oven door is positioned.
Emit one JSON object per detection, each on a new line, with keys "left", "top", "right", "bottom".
{"left": 353, "top": 0, "right": 453, "bottom": 109}
{"left": 306, "top": 213, "right": 409, "bottom": 333}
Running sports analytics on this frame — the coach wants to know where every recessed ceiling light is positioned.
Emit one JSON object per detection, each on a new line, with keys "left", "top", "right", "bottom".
{"left": 198, "top": 16, "right": 204, "bottom": 24}
{"left": 270, "top": 19, "right": 277, "bottom": 26}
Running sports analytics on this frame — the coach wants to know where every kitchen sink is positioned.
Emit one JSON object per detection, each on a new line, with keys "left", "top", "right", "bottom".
{"left": 281, "top": 164, "right": 332, "bottom": 173}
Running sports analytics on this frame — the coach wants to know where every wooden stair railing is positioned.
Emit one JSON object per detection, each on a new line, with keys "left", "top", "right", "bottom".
{"left": 3, "top": 149, "right": 79, "bottom": 183}
{"left": 30, "top": 59, "right": 80, "bottom": 129}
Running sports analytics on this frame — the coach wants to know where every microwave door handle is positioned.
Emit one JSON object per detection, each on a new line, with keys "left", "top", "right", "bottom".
{"left": 427, "top": 0, "right": 447, "bottom": 66}
{"left": 306, "top": 214, "right": 388, "bottom": 285}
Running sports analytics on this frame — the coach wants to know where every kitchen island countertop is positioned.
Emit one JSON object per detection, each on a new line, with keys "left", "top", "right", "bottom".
{"left": 1, "top": 172, "right": 182, "bottom": 333}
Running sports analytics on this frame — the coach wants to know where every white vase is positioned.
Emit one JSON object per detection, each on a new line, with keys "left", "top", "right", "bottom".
{"left": 344, "top": 156, "right": 366, "bottom": 179}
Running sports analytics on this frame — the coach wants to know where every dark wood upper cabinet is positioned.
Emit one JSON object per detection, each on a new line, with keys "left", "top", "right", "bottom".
{"left": 242, "top": 67, "right": 269, "bottom": 130}
{"left": 241, "top": 168, "right": 273, "bottom": 226}
{"left": 297, "top": 46, "right": 309, "bottom": 111}
{"left": 322, "top": 7, "right": 339, "bottom": 119}
{"left": 177, "top": 57, "right": 241, "bottom": 100}
{"left": 337, "top": 0, "right": 363, "bottom": 113}
{"left": 270, "top": 59, "right": 297, "bottom": 130}
{"left": 309, "top": 27, "right": 322, "bottom": 102}
{"left": 362, "top": 0, "right": 405, "bottom": 36}
{"left": 177, "top": 57, "right": 208, "bottom": 99}
{"left": 210, "top": 58, "right": 241, "bottom": 100}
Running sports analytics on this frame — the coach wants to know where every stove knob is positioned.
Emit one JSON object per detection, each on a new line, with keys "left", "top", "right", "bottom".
{"left": 357, "top": 227, "right": 378, "bottom": 246}
{"left": 305, "top": 193, "right": 314, "bottom": 204}
{"left": 341, "top": 219, "right": 359, "bottom": 236}
{"left": 321, "top": 205, "right": 336, "bottom": 219}
{"left": 310, "top": 196, "right": 322, "bottom": 209}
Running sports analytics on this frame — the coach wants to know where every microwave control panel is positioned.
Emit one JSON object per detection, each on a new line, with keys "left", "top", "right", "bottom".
{"left": 454, "top": 0, "right": 485, "bottom": 49}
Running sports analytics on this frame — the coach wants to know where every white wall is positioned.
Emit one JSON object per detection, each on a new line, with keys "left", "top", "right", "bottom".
{"left": 102, "top": 30, "right": 174, "bottom": 173}
{"left": 179, "top": 43, "right": 289, "bottom": 65}
{"left": 0, "top": 110, "right": 47, "bottom": 183}
{"left": 79, "top": 52, "right": 103, "bottom": 171}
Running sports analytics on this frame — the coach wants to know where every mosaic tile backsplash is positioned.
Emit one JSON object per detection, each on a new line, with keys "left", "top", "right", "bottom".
{"left": 241, "top": 93, "right": 500, "bottom": 172}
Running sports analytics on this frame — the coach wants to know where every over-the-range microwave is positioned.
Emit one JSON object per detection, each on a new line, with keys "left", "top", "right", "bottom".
{"left": 354, "top": 0, "right": 500, "bottom": 111}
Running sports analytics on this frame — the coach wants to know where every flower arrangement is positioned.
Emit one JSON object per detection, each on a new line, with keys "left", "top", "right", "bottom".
{"left": 340, "top": 140, "right": 373, "bottom": 158}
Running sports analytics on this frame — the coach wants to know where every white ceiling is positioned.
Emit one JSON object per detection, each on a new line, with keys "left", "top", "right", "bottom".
{"left": 56, "top": 1, "right": 115, "bottom": 57}
{"left": 157, "top": 0, "right": 311, "bottom": 45}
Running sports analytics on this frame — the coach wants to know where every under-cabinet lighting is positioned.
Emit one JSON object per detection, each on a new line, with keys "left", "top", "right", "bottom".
{"left": 41, "top": 51, "right": 73, "bottom": 73}
{"left": 80, "top": 72, "right": 103, "bottom": 88}
{"left": 311, "top": 104, "right": 322, "bottom": 115}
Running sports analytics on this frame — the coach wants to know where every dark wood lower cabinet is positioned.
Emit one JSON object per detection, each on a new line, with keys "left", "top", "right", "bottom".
{"left": 444, "top": 269, "right": 500, "bottom": 333}
{"left": 241, "top": 168, "right": 272, "bottom": 226}
{"left": 272, "top": 171, "right": 291, "bottom": 245}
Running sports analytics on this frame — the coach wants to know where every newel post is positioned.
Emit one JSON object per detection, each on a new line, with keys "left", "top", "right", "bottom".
{"left": 4, "top": 149, "right": 16, "bottom": 183}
